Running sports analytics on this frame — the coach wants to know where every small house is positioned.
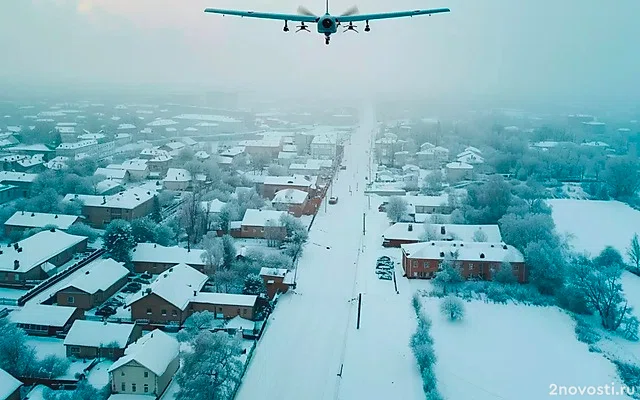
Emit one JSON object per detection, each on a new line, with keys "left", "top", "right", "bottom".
{"left": 64, "top": 320, "right": 142, "bottom": 360}
{"left": 259, "top": 267, "right": 294, "bottom": 300}
{"left": 8, "top": 304, "right": 84, "bottom": 336}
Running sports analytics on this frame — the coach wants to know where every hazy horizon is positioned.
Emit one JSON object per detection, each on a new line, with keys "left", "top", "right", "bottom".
{"left": 1, "top": 0, "right": 639, "bottom": 107}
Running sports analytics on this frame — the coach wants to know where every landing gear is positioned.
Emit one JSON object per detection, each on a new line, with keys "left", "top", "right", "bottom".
{"left": 364, "top": 20, "right": 370, "bottom": 32}
{"left": 296, "top": 22, "right": 310, "bottom": 32}
{"left": 325, "top": 36, "right": 330, "bottom": 45}
{"left": 283, "top": 20, "right": 289, "bottom": 32}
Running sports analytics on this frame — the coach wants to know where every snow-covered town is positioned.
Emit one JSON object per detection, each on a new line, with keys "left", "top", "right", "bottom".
{"left": 0, "top": 95, "right": 639, "bottom": 400}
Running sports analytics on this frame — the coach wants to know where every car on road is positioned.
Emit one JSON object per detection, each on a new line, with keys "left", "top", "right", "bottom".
{"left": 329, "top": 196, "right": 338, "bottom": 204}
{"left": 340, "top": 164, "right": 347, "bottom": 170}
{"left": 377, "top": 271, "right": 392, "bottom": 280}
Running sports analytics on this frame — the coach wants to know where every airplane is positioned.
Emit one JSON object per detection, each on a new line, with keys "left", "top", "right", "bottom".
{"left": 204, "top": 0, "right": 450, "bottom": 45}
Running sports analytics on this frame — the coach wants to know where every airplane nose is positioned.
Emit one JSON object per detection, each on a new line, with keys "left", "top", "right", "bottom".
{"left": 322, "top": 18, "right": 333, "bottom": 28}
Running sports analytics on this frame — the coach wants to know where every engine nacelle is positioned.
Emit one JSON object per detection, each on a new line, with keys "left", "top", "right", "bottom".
{"left": 318, "top": 17, "right": 337, "bottom": 34}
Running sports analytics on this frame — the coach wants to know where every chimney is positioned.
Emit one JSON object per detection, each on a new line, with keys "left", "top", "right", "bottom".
{"left": 408, "top": 224, "right": 413, "bottom": 232}
{"left": 440, "top": 226, "right": 446, "bottom": 235}
{"left": 31, "top": 212, "right": 35, "bottom": 217}
{"left": 13, "top": 260, "right": 19, "bottom": 270}
{"left": 55, "top": 214, "right": 58, "bottom": 219}
{"left": 193, "top": 290, "right": 197, "bottom": 296}
{"left": 50, "top": 228, "right": 55, "bottom": 232}
{"left": 13, "top": 242, "right": 19, "bottom": 250}
{"left": 480, "top": 253, "right": 485, "bottom": 259}
{"left": 21, "top": 210, "right": 24, "bottom": 215}
{"left": 153, "top": 244, "right": 157, "bottom": 248}
{"left": 102, "top": 196, "right": 106, "bottom": 205}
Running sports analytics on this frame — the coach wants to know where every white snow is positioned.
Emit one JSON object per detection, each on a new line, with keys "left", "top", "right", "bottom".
{"left": 131, "top": 243, "right": 206, "bottom": 267}
{"left": 87, "top": 360, "right": 114, "bottom": 389}
{"left": 383, "top": 223, "right": 502, "bottom": 242}
{"left": 128, "top": 263, "right": 207, "bottom": 310}
{"left": 191, "top": 292, "right": 258, "bottom": 307}
{"left": 60, "top": 258, "right": 129, "bottom": 295}
{"left": 272, "top": 188, "right": 308, "bottom": 205}
{"left": 163, "top": 168, "right": 191, "bottom": 183}
{"left": 0, "top": 286, "right": 27, "bottom": 300}
{"left": 4, "top": 211, "right": 80, "bottom": 230}
{"left": 263, "top": 174, "right": 318, "bottom": 188}
{"left": 174, "top": 113, "right": 241, "bottom": 123}
{"left": 64, "top": 320, "right": 136, "bottom": 348}
{"left": 421, "top": 299, "right": 630, "bottom": 400}
{"left": 95, "top": 167, "right": 128, "bottom": 180}
{"left": 9, "top": 304, "right": 78, "bottom": 327}
{"left": 241, "top": 209, "right": 287, "bottom": 227}
{"left": 0, "top": 230, "right": 87, "bottom": 274}
{"left": 63, "top": 187, "right": 156, "bottom": 210}
{"left": 402, "top": 240, "right": 524, "bottom": 263}
{"left": 108, "top": 329, "right": 179, "bottom": 376}
{"left": 147, "top": 119, "right": 177, "bottom": 126}
{"left": 0, "top": 368, "right": 21, "bottom": 399}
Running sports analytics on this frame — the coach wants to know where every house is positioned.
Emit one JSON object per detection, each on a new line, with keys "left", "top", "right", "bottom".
{"left": 219, "top": 146, "right": 245, "bottom": 165}
{"left": 56, "top": 140, "right": 101, "bottom": 157}
{"left": 8, "top": 304, "right": 84, "bottom": 336}
{"left": 0, "top": 368, "right": 21, "bottom": 400}
{"left": 456, "top": 150, "right": 484, "bottom": 165}
{"left": 262, "top": 175, "right": 318, "bottom": 199}
{"left": 445, "top": 162, "right": 473, "bottom": 182}
{"left": 131, "top": 243, "right": 206, "bottom": 274}
{"left": 96, "top": 179, "right": 125, "bottom": 195}
{"left": 288, "top": 163, "right": 321, "bottom": 176}
{"left": 393, "top": 151, "right": 410, "bottom": 168}
{"left": 180, "top": 137, "right": 198, "bottom": 147}
{"left": 162, "top": 168, "right": 192, "bottom": 191}
{"left": 310, "top": 134, "right": 338, "bottom": 160}
{"left": 64, "top": 320, "right": 142, "bottom": 360}
{"left": 190, "top": 292, "right": 259, "bottom": 320}
{"left": 108, "top": 329, "right": 180, "bottom": 397}
{"left": 146, "top": 152, "right": 172, "bottom": 178}
{"left": 0, "top": 184, "right": 19, "bottom": 205}
{"left": 56, "top": 258, "right": 130, "bottom": 309}
{"left": 63, "top": 188, "right": 157, "bottom": 228}
{"left": 416, "top": 146, "right": 450, "bottom": 168}
{"left": 401, "top": 241, "right": 526, "bottom": 282}
{"left": 0, "top": 229, "right": 88, "bottom": 285}
{"left": 201, "top": 199, "right": 226, "bottom": 217}
{"left": 195, "top": 151, "right": 210, "bottom": 160}
{"left": 259, "top": 267, "right": 294, "bottom": 299}
{"left": 95, "top": 167, "right": 130, "bottom": 182}
{"left": 405, "top": 195, "right": 453, "bottom": 215}
{"left": 271, "top": 188, "right": 310, "bottom": 217}
{"left": 108, "top": 160, "right": 149, "bottom": 180}
{"left": 240, "top": 209, "right": 287, "bottom": 240}
{"left": 240, "top": 139, "right": 282, "bottom": 159}
{"left": 4, "top": 211, "right": 82, "bottom": 237}
{"left": 129, "top": 263, "right": 208, "bottom": 325}
{"left": 161, "top": 141, "right": 185, "bottom": 152}
{"left": 382, "top": 223, "right": 502, "bottom": 247}
{"left": 0, "top": 171, "right": 38, "bottom": 197}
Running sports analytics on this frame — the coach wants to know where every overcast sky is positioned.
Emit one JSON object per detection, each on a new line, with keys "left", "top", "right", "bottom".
{"left": 1, "top": 0, "right": 639, "bottom": 104}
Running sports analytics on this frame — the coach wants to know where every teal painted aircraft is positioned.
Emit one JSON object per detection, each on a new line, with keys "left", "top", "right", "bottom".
{"left": 204, "top": 1, "right": 450, "bottom": 45}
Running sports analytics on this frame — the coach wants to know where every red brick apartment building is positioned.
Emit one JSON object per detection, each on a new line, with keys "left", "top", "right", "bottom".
{"left": 261, "top": 175, "right": 318, "bottom": 200}
{"left": 401, "top": 241, "right": 527, "bottom": 283}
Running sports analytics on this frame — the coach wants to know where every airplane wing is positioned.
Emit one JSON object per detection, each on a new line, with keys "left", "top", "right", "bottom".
{"left": 338, "top": 8, "right": 450, "bottom": 22}
{"left": 204, "top": 8, "right": 317, "bottom": 23}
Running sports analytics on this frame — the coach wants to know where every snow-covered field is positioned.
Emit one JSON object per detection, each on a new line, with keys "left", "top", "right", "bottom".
{"left": 174, "top": 114, "right": 241, "bottom": 123}
{"left": 547, "top": 199, "right": 640, "bottom": 260}
{"left": 421, "top": 299, "right": 631, "bottom": 400}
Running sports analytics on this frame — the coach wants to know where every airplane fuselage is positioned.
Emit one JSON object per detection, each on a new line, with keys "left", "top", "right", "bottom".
{"left": 317, "top": 14, "right": 338, "bottom": 35}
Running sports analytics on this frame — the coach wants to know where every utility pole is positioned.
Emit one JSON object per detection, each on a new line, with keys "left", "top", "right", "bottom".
{"left": 362, "top": 212, "right": 366, "bottom": 235}
{"left": 356, "top": 293, "right": 362, "bottom": 329}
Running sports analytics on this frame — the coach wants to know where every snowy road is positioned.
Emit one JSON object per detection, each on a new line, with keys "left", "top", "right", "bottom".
{"left": 235, "top": 106, "right": 426, "bottom": 400}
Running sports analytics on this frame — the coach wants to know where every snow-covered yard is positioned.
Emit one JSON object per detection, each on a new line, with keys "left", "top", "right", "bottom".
{"left": 421, "top": 299, "right": 632, "bottom": 400}
{"left": 25, "top": 336, "right": 89, "bottom": 380}
{"left": 86, "top": 359, "right": 113, "bottom": 389}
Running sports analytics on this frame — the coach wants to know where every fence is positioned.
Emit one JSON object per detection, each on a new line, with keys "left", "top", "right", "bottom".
{"left": 17, "top": 248, "right": 106, "bottom": 306}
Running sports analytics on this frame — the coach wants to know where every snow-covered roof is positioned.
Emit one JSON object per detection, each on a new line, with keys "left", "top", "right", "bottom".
{"left": 174, "top": 114, "right": 241, "bottom": 123}
{"left": 446, "top": 162, "right": 473, "bottom": 170}
{"left": 195, "top": 151, "right": 210, "bottom": 159}
{"left": 201, "top": 199, "right": 226, "bottom": 214}
{"left": 119, "top": 159, "right": 149, "bottom": 171}
{"left": 278, "top": 151, "right": 297, "bottom": 160}
{"left": 131, "top": 243, "right": 206, "bottom": 266}
{"left": 8, "top": 304, "right": 78, "bottom": 327}
{"left": 77, "top": 133, "right": 105, "bottom": 141}
{"left": 259, "top": 267, "right": 294, "bottom": 284}
{"left": 60, "top": 258, "right": 129, "bottom": 295}
{"left": 95, "top": 168, "right": 128, "bottom": 180}
{"left": 96, "top": 179, "right": 123, "bottom": 194}
{"left": 306, "top": 159, "right": 333, "bottom": 168}
{"left": 64, "top": 320, "right": 136, "bottom": 348}
{"left": 581, "top": 141, "right": 609, "bottom": 147}
{"left": 108, "top": 329, "right": 179, "bottom": 377}
{"left": 383, "top": 223, "right": 502, "bottom": 242}
{"left": 180, "top": 137, "right": 198, "bottom": 146}
{"left": 0, "top": 154, "right": 28, "bottom": 162}
{"left": 240, "top": 139, "right": 281, "bottom": 148}
{"left": 403, "top": 194, "right": 449, "bottom": 208}
{"left": 63, "top": 188, "right": 156, "bottom": 210}
{"left": 272, "top": 188, "right": 308, "bottom": 205}
{"left": 6, "top": 143, "right": 52, "bottom": 152}
{"left": 146, "top": 119, "right": 177, "bottom": 126}
{"left": 163, "top": 168, "right": 191, "bottom": 183}
{"left": 465, "top": 146, "right": 482, "bottom": 154}
{"left": 241, "top": 209, "right": 287, "bottom": 227}
{"left": 220, "top": 147, "right": 245, "bottom": 157}
{"left": 191, "top": 292, "right": 258, "bottom": 307}
{"left": 289, "top": 163, "right": 320, "bottom": 172}
{"left": 163, "top": 141, "right": 185, "bottom": 150}
{"left": 117, "top": 123, "right": 136, "bottom": 130}
{"left": 56, "top": 140, "right": 98, "bottom": 150}
{"left": 4, "top": 211, "right": 80, "bottom": 230}
{"left": 311, "top": 135, "right": 337, "bottom": 145}
{"left": 0, "top": 368, "right": 21, "bottom": 399}
{"left": 401, "top": 241, "right": 524, "bottom": 263}
{"left": 420, "top": 142, "right": 435, "bottom": 150}
{"left": 129, "top": 264, "right": 207, "bottom": 310}
{"left": 457, "top": 153, "right": 485, "bottom": 164}
{"left": 263, "top": 175, "right": 317, "bottom": 188}
{"left": 225, "top": 315, "right": 255, "bottom": 331}
{"left": 282, "top": 144, "right": 297, "bottom": 152}
{"left": 583, "top": 121, "right": 606, "bottom": 126}
{"left": 0, "top": 230, "right": 87, "bottom": 273}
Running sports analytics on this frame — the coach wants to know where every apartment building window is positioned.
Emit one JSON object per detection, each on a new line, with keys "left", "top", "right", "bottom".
{"left": 121, "top": 382, "right": 126, "bottom": 391}
{"left": 144, "top": 371, "right": 148, "bottom": 378}
{"left": 146, "top": 308, "right": 152, "bottom": 315}
{"left": 71, "top": 347, "right": 80, "bottom": 354}
{"left": 67, "top": 296, "right": 75, "bottom": 304}
{"left": 161, "top": 309, "right": 167, "bottom": 316}
{"left": 172, "top": 309, "right": 178, "bottom": 317}
{"left": 412, "top": 260, "right": 417, "bottom": 267}
{"left": 144, "top": 384, "right": 149, "bottom": 393}
{"left": 132, "top": 383, "right": 137, "bottom": 392}
{"left": 469, "top": 263, "right": 474, "bottom": 271}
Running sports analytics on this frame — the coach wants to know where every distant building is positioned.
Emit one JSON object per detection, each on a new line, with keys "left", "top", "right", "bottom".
{"left": 108, "top": 160, "right": 149, "bottom": 181}
{"left": 401, "top": 241, "right": 526, "bottom": 282}
{"left": 271, "top": 188, "right": 312, "bottom": 217}
{"left": 259, "top": 267, "right": 294, "bottom": 300}
{"left": 4, "top": 211, "right": 82, "bottom": 237}
{"left": 262, "top": 175, "right": 318, "bottom": 199}
{"left": 310, "top": 134, "right": 338, "bottom": 160}
{"left": 8, "top": 304, "right": 84, "bottom": 336}
{"left": 0, "top": 229, "right": 88, "bottom": 285}
{"left": 162, "top": 168, "right": 192, "bottom": 191}
{"left": 63, "top": 188, "right": 157, "bottom": 228}
{"left": 108, "top": 329, "right": 180, "bottom": 397}
{"left": 55, "top": 258, "right": 130, "bottom": 310}
{"left": 240, "top": 139, "right": 282, "bottom": 159}
{"left": 582, "top": 121, "right": 606, "bottom": 135}
{"left": 382, "top": 223, "right": 502, "bottom": 247}
{"left": 240, "top": 209, "right": 288, "bottom": 240}
{"left": 0, "top": 184, "right": 19, "bottom": 205}
{"left": 95, "top": 167, "right": 130, "bottom": 182}
{"left": 64, "top": 320, "right": 142, "bottom": 360}
{"left": 0, "top": 171, "right": 38, "bottom": 197}
{"left": 131, "top": 243, "right": 206, "bottom": 274}
{"left": 445, "top": 162, "right": 473, "bottom": 182}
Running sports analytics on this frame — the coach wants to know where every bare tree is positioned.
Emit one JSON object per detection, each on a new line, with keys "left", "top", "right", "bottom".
{"left": 386, "top": 196, "right": 408, "bottom": 223}
{"left": 440, "top": 296, "right": 465, "bottom": 321}
{"left": 627, "top": 233, "right": 640, "bottom": 275}
{"left": 179, "top": 191, "right": 206, "bottom": 250}
{"left": 201, "top": 232, "right": 224, "bottom": 278}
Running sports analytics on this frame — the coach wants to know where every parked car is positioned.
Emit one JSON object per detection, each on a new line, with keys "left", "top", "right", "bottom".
{"left": 340, "top": 165, "right": 347, "bottom": 170}
{"left": 95, "top": 306, "right": 117, "bottom": 317}
{"left": 377, "top": 256, "right": 391, "bottom": 263}
{"left": 378, "top": 271, "right": 392, "bottom": 280}
{"left": 329, "top": 196, "right": 338, "bottom": 204}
